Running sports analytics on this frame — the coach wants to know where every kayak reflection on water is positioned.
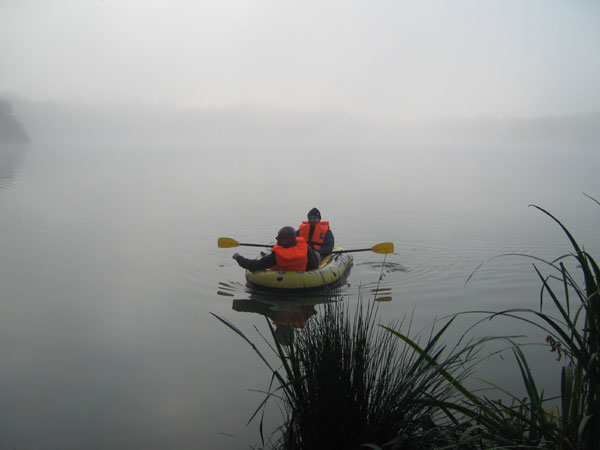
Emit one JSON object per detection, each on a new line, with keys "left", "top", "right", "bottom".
{"left": 232, "top": 292, "right": 340, "bottom": 346}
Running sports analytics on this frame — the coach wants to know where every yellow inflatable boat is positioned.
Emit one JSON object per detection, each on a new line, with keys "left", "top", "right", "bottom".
{"left": 245, "top": 249, "right": 353, "bottom": 290}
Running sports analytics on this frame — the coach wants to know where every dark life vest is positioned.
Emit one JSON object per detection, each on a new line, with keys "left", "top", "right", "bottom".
{"left": 298, "top": 221, "right": 329, "bottom": 250}
{"left": 271, "top": 237, "right": 309, "bottom": 271}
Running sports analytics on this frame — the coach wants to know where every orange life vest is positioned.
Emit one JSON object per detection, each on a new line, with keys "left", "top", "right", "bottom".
{"left": 271, "top": 237, "right": 308, "bottom": 271}
{"left": 298, "top": 221, "right": 329, "bottom": 250}
{"left": 272, "top": 310, "right": 308, "bottom": 328}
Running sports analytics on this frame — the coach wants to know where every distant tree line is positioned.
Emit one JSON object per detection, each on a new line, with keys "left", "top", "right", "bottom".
{"left": 0, "top": 98, "right": 30, "bottom": 144}
{"left": 3, "top": 94, "right": 600, "bottom": 144}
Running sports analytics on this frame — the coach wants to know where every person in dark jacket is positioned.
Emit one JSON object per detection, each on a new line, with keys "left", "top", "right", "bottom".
{"left": 233, "top": 226, "right": 320, "bottom": 272}
{"left": 297, "top": 207, "right": 335, "bottom": 256}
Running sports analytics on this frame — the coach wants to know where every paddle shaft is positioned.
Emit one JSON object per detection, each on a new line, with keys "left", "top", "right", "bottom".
{"left": 237, "top": 243, "right": 273, "bottom": 248}
{"left": 218, "top": 237, "right": 393, "bottom": 254}
{"left": 332, "top": 242, "right": 394, "bottom": 254}
{"left": 241, "top": 246, "right": 378, "bottom": 252}
{"left": 332, "top": 248, "right": 375, "bottom": 254}
{"left": 230, "top": 244, "right": 377, "bottom": 252}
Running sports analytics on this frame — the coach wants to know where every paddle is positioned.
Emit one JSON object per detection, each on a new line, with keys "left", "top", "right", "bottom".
{"left": 331, "top": 242, "right": 394, "bottom": 255}
{"left": 218, "top": 237, "right": 394, "bottom": 255}
{"left": 217, "top": 237, "right": 273, "bottom": 249}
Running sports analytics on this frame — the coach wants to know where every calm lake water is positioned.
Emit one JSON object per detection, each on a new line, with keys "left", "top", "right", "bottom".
{"left": 1, "top": 136, "right": 599, "bottom": 449}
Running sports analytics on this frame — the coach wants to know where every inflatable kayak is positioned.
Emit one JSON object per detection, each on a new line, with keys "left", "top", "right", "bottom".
{"left": 245, "top": 249, "right": 353, "bottom": 290}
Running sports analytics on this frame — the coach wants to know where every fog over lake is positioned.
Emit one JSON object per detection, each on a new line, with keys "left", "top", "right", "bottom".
{"left": 1, "top": 103, "right": 599, "bottom": 448}
{"left": 2, "top": 1, "right": 600, "bottom": 449}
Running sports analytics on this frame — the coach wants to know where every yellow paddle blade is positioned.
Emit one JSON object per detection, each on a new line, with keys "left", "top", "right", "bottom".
{"left": 218, "top": 237, "right": 240, "bottom": 248}
{"left": 371, "top": 242, "right": 394, "bottom": 254}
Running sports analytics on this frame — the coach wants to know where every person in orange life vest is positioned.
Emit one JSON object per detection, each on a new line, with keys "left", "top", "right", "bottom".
{"left": 297, "top": 207, "right": 334, "bottom": 257}
{"left": 232, "top": 226, "right": 320, "bottom": 272}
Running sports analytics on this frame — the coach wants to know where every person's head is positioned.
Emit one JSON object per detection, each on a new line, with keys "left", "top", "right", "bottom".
{"left": 307, "top": 207, "right": 321, "bottom": 225}
{"left": 276, "top": 226, "right": 297, "bottom": 246}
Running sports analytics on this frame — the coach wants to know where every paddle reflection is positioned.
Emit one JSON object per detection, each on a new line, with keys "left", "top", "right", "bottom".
{"left": 232, "top": 291, "right": 341, "bottom": 346}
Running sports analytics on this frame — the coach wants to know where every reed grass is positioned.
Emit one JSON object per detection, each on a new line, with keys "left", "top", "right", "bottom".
{"left": 465, "top": 202, "right": 600, "bottom": 449}
{"left": 269, "top": 303, "right": 475, "bottom": 450}
{"left": 416, "top": 199, "right": 600, "bottom": 449}
{"left": 215, "top": 301, "right": 509, "bottom": 449}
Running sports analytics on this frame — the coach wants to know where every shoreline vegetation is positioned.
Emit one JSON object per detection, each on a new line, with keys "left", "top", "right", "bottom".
{"left": 215, "top": 196, "right": 599, "bottom": 449}
{"left": 0, "top": 98, "right": 29, "bottom": 145}
{"left": 2, "top": 94, "right": 600, "bottom": 144}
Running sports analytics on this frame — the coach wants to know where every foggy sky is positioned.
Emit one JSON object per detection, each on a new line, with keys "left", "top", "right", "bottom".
{"left": 2, "top": 0, "right": 599, "bottom": 119}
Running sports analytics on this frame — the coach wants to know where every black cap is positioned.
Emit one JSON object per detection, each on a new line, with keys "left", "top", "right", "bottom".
{"left": 307, "top": 207, "right": 321, "bottom": 219}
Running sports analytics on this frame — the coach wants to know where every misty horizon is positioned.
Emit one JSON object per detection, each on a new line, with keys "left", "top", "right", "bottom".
{"left": 3, "top": 93, "right": 599, "bottom": 145}
{"left": 2, "top": 1, "right": 599, "bottom": 120}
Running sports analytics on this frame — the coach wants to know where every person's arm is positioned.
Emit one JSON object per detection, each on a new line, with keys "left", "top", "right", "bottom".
{"left": 233, "top": 252, "right": 276, "bottom": 272}
{"left": 317, "top": 229, "right": 334, "bottom": 256}
{"left": 306, "top": 246, "right": 320, "bottom": 270}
